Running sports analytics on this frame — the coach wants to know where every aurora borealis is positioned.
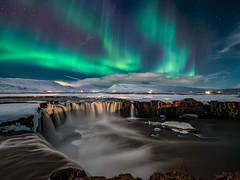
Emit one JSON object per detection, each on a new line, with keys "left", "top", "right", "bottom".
{"left": 1, "top": 0, "right": 240, "bottom": 87}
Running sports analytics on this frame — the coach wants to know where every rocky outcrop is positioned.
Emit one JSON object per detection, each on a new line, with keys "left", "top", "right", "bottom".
{"left": 50, "top": 168, "right": 87, "bottom": 180}
{"left": 215, "top": 172, "right": 240, "bottom": 180}
{"left": 50, "top": 168, "right": 205, "bottom": 180}
{"left": 50, "top": 168, "right": 141, "bottom": 180}
{"left": 131, "top": 99, "right": 240, "bottom": 119}
{"left": 149, "top": 171, "right": 203, "bottom": 180}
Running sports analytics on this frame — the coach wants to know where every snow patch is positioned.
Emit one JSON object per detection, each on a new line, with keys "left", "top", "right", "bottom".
{"left": 161, "top": 121, "right": 195, "bottom": 131}
{"left": 0, "top": 103, "right": 40, "bottom": 132}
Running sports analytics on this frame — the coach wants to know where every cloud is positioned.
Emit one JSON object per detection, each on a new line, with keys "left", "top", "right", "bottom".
{"left": 210, "top": 23, "right": 240, "bottom": 60}
{"left": 67, "top": 73, "right": 202, "bottom": 88}
{"left": 235, "top": 84, "right": 240, "bottom": 88}
{"left": 60, "top": 72, "right": 233, "bottom": 89}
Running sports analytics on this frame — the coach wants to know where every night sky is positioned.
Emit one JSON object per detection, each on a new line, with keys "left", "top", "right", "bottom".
{"left": 1, "top": 0, "right": 240, "bottom": 88}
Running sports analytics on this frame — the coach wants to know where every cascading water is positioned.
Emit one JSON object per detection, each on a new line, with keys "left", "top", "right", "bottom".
{"left": 129, "top": 103, "right": 136, "bottom": 119}
{"left": 2, "top": 101, "right": 240, "bottom": 180}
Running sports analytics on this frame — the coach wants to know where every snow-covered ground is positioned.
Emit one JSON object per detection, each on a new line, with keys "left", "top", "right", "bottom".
{"left": 0, "top": 78, "right": 78, "bottom": 93}
{"left": 161, "top": 121, "right": 195, "bottom": 131}
{"left": 0, "top": 93, "right": 239, "bottom": 103}
{"left": 106, "top": 84, "right": 200, "bottom": 93}
{"left": 0, "top": 103, "right": 40, "bottom": 132}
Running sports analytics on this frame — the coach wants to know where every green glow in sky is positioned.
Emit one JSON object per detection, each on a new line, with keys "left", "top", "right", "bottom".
{"left": 137, "top": 0, "right": 195, "bottom": 77}
{"left": 0, "top": 0, "right": 195, "bottom": 78}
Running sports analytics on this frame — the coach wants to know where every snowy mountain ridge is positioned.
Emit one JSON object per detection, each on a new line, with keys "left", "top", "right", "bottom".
{"left": 106, "top": 84, "right": 203, "bottom": 93}
{"left": 0, "top": 78, "right": 78, "bottom": 93}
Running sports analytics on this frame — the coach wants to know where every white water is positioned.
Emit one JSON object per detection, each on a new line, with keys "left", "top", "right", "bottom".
{"left": 34, "top": 101, "right": 240, "bottom": 180}
{"left": 130, "top": 103, "right": 135, "bottom": 118}
{"left": 43, "top": 102, "right": 165, "bottom": 179}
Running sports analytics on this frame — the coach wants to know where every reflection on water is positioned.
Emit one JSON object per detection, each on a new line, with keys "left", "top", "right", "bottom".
{"left": 51, "top": 113, "right": 240, "bottom": 180}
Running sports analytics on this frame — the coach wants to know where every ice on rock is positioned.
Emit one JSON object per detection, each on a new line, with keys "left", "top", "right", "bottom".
{"left": 161, "top": 121, "right": 195, "bottom": 131}
{"left": 154, "top": 127, "right": 161, "bottom": 132}
{"left": 179, "top": 114, "right": 198, "bottom": 119}
{"left": 171, "top": 128, "right": 189, "bottom": 135}
{"left": 143, "top": 121, "right": 161, "bottom": 126}
{"left": 159, "top": 114, "right": 166, "bottom": 121}
{"left": 0, "top": 103, "right": 40, "bottom": 132}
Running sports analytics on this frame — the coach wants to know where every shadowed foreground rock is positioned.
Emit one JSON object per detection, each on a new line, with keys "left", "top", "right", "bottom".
{"left": 50, "top": 168, "right": 204, "bottom": 180}
{"left": 149, "top": 171, "right": 203, "bottom": 180}
{"left": 215, "top": 172, "right": 240, "bottom": 180}
{"left": 50, "top": 168, "right": 87, "bottom": 180}
{"left": 51, "top": 168, "right": 141, "bottom": 180}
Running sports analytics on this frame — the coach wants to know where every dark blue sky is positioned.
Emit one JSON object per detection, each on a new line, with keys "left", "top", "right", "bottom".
{"left": 0, "top": 0, "right": 240, "bottom": 88}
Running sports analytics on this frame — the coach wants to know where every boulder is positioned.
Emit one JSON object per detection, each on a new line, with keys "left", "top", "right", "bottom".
{"left": 215, "top": 172, "right": 240, "bottom": 180}
{"left": 149, "top": 171, "right": 202, "bottom": 180}
{"left": 50, "top": 168, "right": 87, "bottom": 180}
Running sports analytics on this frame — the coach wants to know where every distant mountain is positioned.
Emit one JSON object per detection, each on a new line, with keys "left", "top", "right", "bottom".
{"left": 0, "top": 78, "right": 79, "bottom": 93}
{"left": 106, "top": 84, "right": 204, "bottom": 94}
{"left": 106, "top": 84, "right": 240, "bottom": 94}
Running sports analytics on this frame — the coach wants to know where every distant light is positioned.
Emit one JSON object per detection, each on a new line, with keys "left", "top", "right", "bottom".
{"left": 79, "top": 90, "right": 84, "bottom": 93}
{"left": 112, "top": 90, "right": 116, "bottom": 93}
{"left": 217, "top": 91, "right": 223, "bottom": 94}
{"left": 189, "top": 91, "right": 193, "bottom": 93}
{"left": 205, "top": 91, "right": 211, "bottom": 95}
{"left": 54, "top": 81, "right": 79, "bottom": 87}
{"left": 47, "top": 90, "right": 52, "bottom": 93}
{"left": 163, "top": 98, "right": 170, "bottom": 101}
{"left": 92, "top": 90, "right": 99, "bottom": 93}
{"left": 148, "top": 90, "right": 153, "bottom": 94}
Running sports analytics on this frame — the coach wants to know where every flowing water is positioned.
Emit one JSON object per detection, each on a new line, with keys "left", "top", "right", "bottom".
{"left": 1, "top": 101, "right": 240, "bottom": 180}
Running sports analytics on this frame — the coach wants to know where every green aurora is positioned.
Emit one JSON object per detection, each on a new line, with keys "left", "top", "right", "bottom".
{"left": 0, "top": 0, "right": 195, "bottom": 78}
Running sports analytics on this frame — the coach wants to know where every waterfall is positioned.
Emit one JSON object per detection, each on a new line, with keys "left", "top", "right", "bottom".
{"left": 40, "top": 101, "right": 123, "bottom": 141}
{"left": 75, "top": 101, "right": 122, "bottom": 118}
{"left": 130, "top": 103, "right": 136, "bottom": 118}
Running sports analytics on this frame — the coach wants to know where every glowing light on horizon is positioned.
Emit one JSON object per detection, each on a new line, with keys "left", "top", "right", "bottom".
{"left": 54, "top": 81, "right": 79, "bottom": 87}
{"left": 205, "top": 91, "right": 211, "bottom": 95}
{"left": 148, "top": 90, "right": 153, "bottom": 94}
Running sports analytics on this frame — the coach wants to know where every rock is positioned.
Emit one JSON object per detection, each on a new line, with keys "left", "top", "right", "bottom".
{"left": 108, "top": 174, "right": 142, "bottom": 180}
{"left": 179, "top": 114, "right": 198, "bottom": 120}
{"left": 143, "top": 121, "right": 161, "bottom": 126}
{"left": 159, "top": 114, "right": 166, "bottom": 121}
{"left": 149, "top": 170, "right": 203, "bottom": 180}
{"left": 154, "top": 128, "right": 161, "bottom": 132}
{"left": 51, "top": 169, "right": 141, "bottom": 180}
{"left": 134, "top": 101, "right": 159, "bottom": 118}
{"left": 50, "top": 167, "right": 87, "bottom": 180}
{"left": 82, "top": 174, "right": 141, "bottom": 180}
{"left": 120, "top": 101, "right": 131, "bottom": 117}
{"left": 0, "top": 116, "right": 34, "bottom": 133}
{"left": 215, "top": 172, "right": 240, "bottom": 180}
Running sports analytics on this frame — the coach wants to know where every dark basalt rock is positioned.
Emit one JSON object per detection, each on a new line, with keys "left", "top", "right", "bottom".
{"left": 119, "top": 98, "right": 240, "bottom": 119}
{"left": 149, "top": 171, "right": 203, "bottom": 180}
{"left": 50, "top": 167, "right": 87, "bottom": 180}
{"left": 215, "top": 172, "right": 240, "bottom": 180}
{"left": 134, "top": 101, "right": 159, "bottom": 118}
{"left": 84, "top": 174, "right": 142, "bottom": 180}
{"left": 51, "top": 169, "right": 206, "bottom": 180}
{"left": 120, "top": 101, "right": 131, "bottom": 117}
{"left": 0, "top": 116, "right": 34, "bottom": 133}
{"left": 50, "top": 169, "right": 141, "bottom": 180}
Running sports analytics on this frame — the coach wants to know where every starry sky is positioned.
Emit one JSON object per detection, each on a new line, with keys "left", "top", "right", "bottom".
{"left": 0, "top": 0, "right": 240, "bottom": 88}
